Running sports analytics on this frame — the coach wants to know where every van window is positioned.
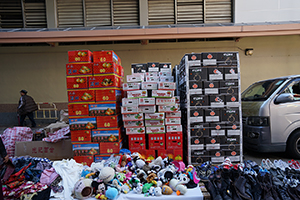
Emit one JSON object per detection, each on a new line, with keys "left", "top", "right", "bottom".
{"left": 282, "top": 80, "right": 300, "bottom": 100}
{"left": 242, "top": 79, "right": 285, "bottom": 101}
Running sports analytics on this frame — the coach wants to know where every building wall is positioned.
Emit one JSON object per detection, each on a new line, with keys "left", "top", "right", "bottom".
{"left": 235, "top": 0, "right": 300, "bottom": 23}
{"left": 1, "top": 35, "right": 300, "bottom": 125}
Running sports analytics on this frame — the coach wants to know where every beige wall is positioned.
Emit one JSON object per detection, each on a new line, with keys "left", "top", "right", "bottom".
{"left": 0, "top": 35, "right": 299, "bottom": 106}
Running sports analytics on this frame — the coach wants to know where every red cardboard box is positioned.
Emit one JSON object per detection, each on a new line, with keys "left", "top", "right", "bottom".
{"left": 166, "top": 149, "right": 183, "bottom": 161}
{"left": 96, "top": 115, "right": 122, "bottom": 128}
{"left": 71, "top": 130, "right": 92, "bottom": 142}
{"left": 99, "top": 141, "right": 121, "bottom": 154}
{"left": 74, "top": 156, "right": 94, "bottom": 166}
{"left": 148, "top": 134, "right": 165, "bottom": 150}
{"left": 166, "top": 133, "right": 183, "bottom": 149}
{"left": 89, "top": 75, "right": 121, "bottom": 88}
{"left": 93, "top": 50, "right": 121, "bottom": 65}
{"left": 66, "top": 63, "right": 93, "bottom": 76}
{"left": 72, "top": 142, "right": 99, "bottom": 156}
{"left": 95, "top": 89, "right": 122, "bottom": 102}
{"left": 91, "top": 128, "right": 122, "bottom": 143}
{"left": 68, "top": 89, "right": 95, "bottom": 103}
{"left": 66, "top": 76, "right": 89, "bottom": 90}
{"left": 128, "top": 134, "right": 146, "bottom": 151}
{"left": 68, "top": 103, "right": 90, "bottom": 116}
{"left": 89, "top": 103, "right": 120, "bottom": 116}
{"left": 69, "top": 116, "right": 97, "bottom": 131}
{"left": 139, "top": 150, "right": 156, "bottom": 161}
{"left": 93, "top": 62, "right": 120, "bottom": 76}
{"left": 68, "top": 50, "right": 93, "bottom": 63}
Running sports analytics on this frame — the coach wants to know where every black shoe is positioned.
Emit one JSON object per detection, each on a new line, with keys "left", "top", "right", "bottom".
{"left": 204, "top": 179, "right": 223, "bottom": 200}
{"left": 276, "top": 185, "right": 292, "bottom": 200}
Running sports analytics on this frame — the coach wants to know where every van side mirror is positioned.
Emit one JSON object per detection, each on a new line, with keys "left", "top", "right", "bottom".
{"left": 274, "top": 93, "right": 294, "bottom": 104}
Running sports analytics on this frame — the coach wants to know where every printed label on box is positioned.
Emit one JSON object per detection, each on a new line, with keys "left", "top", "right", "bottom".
{"left": 126, "top": 127, "right": 145, "bottom": 134}
{"left": 190, "top": 117, "right": 203, "bottom": 123}
{"left": 139, "top": 105, "right": 156, "bottom": 113}
{"left": 122, "top": 113, "right": 144, "bottom": 121}
{"left": 122, "top": 98, "right": 139, "bottom": 107}
{"left": 72, "top": 143, "right": 99, "bottom": 156}
{"left": 123, "top": 83, "right": 141, "bottom": 91}
{"left": 158, "top": 82, "right": 176, "bottom": 90}
{"left": 123, "top": 120, "right": 144, "bottom": 128}
{"left": 227, "top": 129, "right": 241, "bottom": 136}
{"left": 159, "top": 72, "right": 172, "bottom": 77}
{"left": 166, "top": 125, "right": 182, "bottom": 132}
{"left": 89, "top": 103, "right": 119, "bottom": 116}
{"left": 158, "top": 104, "right": 180, "bottom": 112}
{"left": 145, "top": 113, "right": 165, "bottom": 120}
{"left": 152, "top": 90, "right": 174, "bottom": 98}
{"left": 211, "top": 129, "right": 226, "bottom": 136}
{"left": 146, "top": 126, "right": 165, "bottom": 134}
{"left": 165, "top": 118, "right": 181, "bottom": 125}
{"left": 145, "top": 120, "right": 164, "bottom": 126}
{"left": 127, "top": 74, "right": 144, "bottom": 82}
{"left": 145, "top": 72, "right": 158, "bottom": 77}
{"left": 141, "top": 82, "right": 158, "bottom": 90}
{"left": 127, "top": 90, "right": 148, "bottom": 99}
{"left": 165, "top": 111, "right": 181, "bottom": 118}
{"left": 146, "top": 76, "right": 159, "bottom": 82}
{"left": 206, "top": 143, "right": 220, "bottom": 150}
{"left": 156, "top": 98, "right": 176, "bottom": 105}
{"left": 160, "top": 76, "right": 174, "bottom": 82}
{"left": 91, "top": 129, "right": 121, "bottom": 142}
{"left": 69, "top": 117, "right": 97, "bottom": 130}
{"left": 121, "top": 106, "right": 141, "bottom": 114}
{"left": 139, "top": 98, "right": 156, "bottom": 106}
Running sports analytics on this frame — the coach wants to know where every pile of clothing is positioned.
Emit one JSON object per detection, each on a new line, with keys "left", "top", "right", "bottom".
{"left": 198, "top": 158, "right": 300, "bottom": 200}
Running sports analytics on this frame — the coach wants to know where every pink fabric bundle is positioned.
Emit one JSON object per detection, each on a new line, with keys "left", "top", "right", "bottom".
{"left": 39, "top": 167, "right": 59, "bottom": 186}
{"left": 42, "top": 126, "right": 70, "bottom": 143}
{"left": 1, "top": 127, "right": 33, "bottom": 157}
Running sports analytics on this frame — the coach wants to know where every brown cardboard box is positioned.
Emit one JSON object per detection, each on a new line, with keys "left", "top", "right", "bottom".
{"left": 15, "top": 139, "right": 73, "bottom": 160}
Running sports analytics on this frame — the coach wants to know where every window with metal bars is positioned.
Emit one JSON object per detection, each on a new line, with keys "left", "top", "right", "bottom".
{"left": 148, "top": 0, "right": 233, "bottom": 25}
{"left": 0, "top": 0, "right": 46, "bottom": 28}
{"left": 57, "top": 0, "right": 139, "bottom": 28}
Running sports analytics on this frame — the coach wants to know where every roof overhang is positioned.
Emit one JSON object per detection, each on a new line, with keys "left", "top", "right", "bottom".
{"left": 0, "top": 22, "right": 300, "bottom": 43}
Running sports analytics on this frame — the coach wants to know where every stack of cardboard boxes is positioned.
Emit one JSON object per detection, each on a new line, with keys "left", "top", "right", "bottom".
{"left": 177, "top": 52, "right": 241, "bottom": 165}
{"left": 121, "top": 62, "right": 183, "bottom": 161}
{"left": 66, "top": 50, "right": 124, "bottom": 166}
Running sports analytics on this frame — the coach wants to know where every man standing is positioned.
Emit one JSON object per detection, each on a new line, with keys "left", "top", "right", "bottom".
{"left": 18, "top": 90, "right": 38, "bottom": 127}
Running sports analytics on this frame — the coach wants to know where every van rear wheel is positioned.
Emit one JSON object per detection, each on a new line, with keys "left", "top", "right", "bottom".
{"left": 287, "top": 130, "right": 300, "bottom": 159}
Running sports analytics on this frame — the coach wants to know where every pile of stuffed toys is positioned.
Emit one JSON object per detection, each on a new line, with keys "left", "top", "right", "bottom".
{"left": 73, "top": 152, "right": 200, "bottom": 199}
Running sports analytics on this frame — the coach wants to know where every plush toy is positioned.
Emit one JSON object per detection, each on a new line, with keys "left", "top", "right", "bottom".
{"left": 136, "top": 169, "right": 147, "bottom": 183}
{"left": 176, "top": 173, "right": 190, "bottom": 185}
{"left": 146, "top": 173, "right": 157, "bottom": 183}
{"left": 149, "top": 156, "right": 163, "bottom": 168}
{"left": 99, "top": 167, "right": 115, "bottom": 184}
{"left": 154, "top": 187, "right": 162, "bottom": 196}
{"left": 162, "top": 185, "right": 173, "bottom": 195}
{"left": 169, "top": 178, "right": 187, "bottom": 195}
{"left": 142, "top": 183, "right": 153, "bottom": 194}
{"left": 91, "top": 180, "right": 106, "bottom": 195}
{"left": 133, "top": 183, "right": 143, "bottom": 194}
{"left": 116, "top": 172, "right": 126, "bottom": 182}
{"left": 105, "top": 187, "right": 119, "bottom": 200}
{"left": 95, "top": 194, "right": 107, "bottom": 199}
{"left": 148, "top": 186, "right": 155, "bottom": 196}
{"left": 120, "top": 184, "right": 130, "bottom": 194}
{"left": 128, "top": 175, "right": 140, "bottom": 188}
{"left": 172, "top": 161, "right": 185, "bottom": 172}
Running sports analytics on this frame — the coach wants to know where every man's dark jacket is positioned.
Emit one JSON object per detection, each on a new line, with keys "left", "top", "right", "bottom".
{"left": 18, "top": 95, "right": 38, "bottom": 115}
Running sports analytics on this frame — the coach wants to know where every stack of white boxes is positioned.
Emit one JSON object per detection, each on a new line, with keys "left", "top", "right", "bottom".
{"left": 121, "top": 63, "right": 184, "bottom": 161}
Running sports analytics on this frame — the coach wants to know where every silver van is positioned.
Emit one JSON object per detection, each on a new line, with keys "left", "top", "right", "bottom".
{"left": 242, "top": 75, "right": 300, "bottom": 158}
